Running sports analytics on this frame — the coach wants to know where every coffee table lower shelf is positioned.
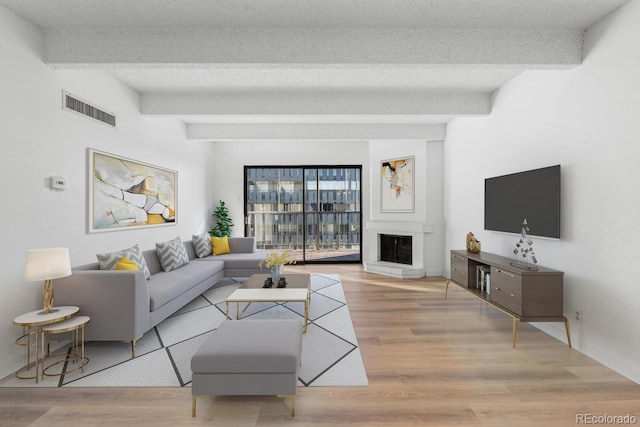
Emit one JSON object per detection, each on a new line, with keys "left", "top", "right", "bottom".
{"left": 445, "top": 280, "right": 571, "bottom": 349}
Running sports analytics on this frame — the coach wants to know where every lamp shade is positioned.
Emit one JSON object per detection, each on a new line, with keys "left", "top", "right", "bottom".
{"left": 24, "top": 247, "right": 72, "bottom": 281}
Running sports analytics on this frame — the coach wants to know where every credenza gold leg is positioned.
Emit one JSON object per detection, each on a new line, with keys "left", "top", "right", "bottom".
{"left": 512, "top": 318, "right": 520, "bottom": 348}
{"left": 564, "top": 317, "right": 572, "bottom": 348}
{"left": 444, "top": 280, "right": 450, "bottom": 299}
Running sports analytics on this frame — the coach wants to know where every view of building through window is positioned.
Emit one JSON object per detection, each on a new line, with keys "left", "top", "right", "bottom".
{"left": 245, "top": 166, "right": 362, "bottom": 263}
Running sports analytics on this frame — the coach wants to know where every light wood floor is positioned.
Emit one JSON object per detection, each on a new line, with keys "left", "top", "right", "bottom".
{"left": 2, "top": 264, "right": 640, "bottom": 426}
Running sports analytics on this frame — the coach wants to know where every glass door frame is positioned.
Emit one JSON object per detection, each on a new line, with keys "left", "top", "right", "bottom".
{"left": 244, "top": 165, "right": 362, "bottom": 264}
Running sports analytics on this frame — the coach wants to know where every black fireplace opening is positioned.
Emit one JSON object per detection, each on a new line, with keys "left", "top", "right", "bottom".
{"left": 379, "top": 234, "right": 412, "bottom": 265}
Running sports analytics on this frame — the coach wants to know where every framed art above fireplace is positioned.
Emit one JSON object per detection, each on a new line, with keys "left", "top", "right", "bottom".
{"left": 380, "top": 156, "right": 414, "bottom": 212}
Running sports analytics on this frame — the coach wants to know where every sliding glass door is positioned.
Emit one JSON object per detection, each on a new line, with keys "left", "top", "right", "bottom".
{"left": 245, "top": 166, "right": 361, "bottom": 263}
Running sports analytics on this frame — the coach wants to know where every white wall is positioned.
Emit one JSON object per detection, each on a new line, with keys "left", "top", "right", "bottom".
{"left": 444, "top": 0, "right": 640, "bottom": 382}
{"left": 0, "top": 8, "right": 216, "bottom": 378}
{"left": 208, "top": 139, "right": 443, "bottom": 272}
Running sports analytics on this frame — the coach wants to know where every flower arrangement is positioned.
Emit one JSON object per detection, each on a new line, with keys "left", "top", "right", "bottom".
{"left": 259, "top": 251, "right": 296, "bottom": 269}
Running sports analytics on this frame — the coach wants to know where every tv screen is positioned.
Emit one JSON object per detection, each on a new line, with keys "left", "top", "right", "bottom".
{"left": 484, "top": 165, "right": 561, "bottom": 239}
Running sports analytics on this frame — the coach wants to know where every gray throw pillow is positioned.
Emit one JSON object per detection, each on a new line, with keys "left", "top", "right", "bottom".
{"left": 97, "top": 244, "right": 151, "bottom": 280}
{"left": 156, "top": 236, "right": 190, "bottom": 272}
{"left": 192, "top": 233, "right": 212, "bottom": 258}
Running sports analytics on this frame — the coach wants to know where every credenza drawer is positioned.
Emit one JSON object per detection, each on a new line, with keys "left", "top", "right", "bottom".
{"left": 450, "top": 253, "right": 468, "bottom": 285}
{"left": 451, "top": 267, "right": 467, "bottom": 285}
{"left": 451, "top": 253, "right": 467, "bottom": 269}
{"left": 490, "top": 267, "right": 523, "bottom": 315}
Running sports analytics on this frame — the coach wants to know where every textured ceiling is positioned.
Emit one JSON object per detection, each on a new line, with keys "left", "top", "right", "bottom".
{"left": 0, "top": 0, "right": 628, "bottom": 29}
{"left": 0, "top": 0, "right": 631, "bottom": 137}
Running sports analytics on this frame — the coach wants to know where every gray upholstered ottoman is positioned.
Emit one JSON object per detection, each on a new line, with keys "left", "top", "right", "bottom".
{"left": 191, "top": 319, "right": 303, "bottom": 417}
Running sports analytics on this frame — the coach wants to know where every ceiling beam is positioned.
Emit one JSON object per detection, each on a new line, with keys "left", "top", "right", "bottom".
{"left": 44, "top": 28, "right": 583, "bottom": 67}
{"left": 141, "top": 90, "right": 490, "bottom": 116}
{"left": 186, "top": 122, "right": 447, "bottom": 141}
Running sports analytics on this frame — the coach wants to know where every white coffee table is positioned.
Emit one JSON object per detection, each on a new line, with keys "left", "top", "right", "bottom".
{"left": 225, "top": 274, "right": 311, "bottom": 332}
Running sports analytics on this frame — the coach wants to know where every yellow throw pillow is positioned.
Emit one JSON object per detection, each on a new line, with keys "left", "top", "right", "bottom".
{"left": 115, "top": 256, "right": 139, "bottom": 271}
{"left": 211, "top": 236, "right": 231, "bottom": 256}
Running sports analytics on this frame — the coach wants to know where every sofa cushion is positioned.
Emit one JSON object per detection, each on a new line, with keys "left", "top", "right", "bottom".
{"left": 97, "top": 244, "right": 151, "bottom": 279}
{"left": 191, "top": 319, "right": 302, "bottom": 374}
{"left": 156, "top": 237, "right": 190, "bottom": 272}
{"left": 205, "top": 252, "right": 267, "bottom": 270}
{"left": 192, "top": 233, "right": 213, "bottom": 258}
{"left": 147, "top": 260, "right": 224, "bottom": 311}
{"left": 212, "top": 236, "right": 231, "bottom": 256}
{"left": 228, "top": 237, "right": 256, "bottom": 253}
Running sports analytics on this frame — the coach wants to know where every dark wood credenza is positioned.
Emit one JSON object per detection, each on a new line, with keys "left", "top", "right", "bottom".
{"left": 447, "top": 250, "right": 571, "bottom": 348}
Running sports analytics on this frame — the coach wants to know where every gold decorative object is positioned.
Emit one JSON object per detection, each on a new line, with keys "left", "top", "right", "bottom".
{"left": 466, "top": 232, "right": 481, "bottom": 253}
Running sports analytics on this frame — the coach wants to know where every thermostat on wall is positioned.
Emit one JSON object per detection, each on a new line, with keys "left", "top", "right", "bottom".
{"left": 50, "top": 176, "right": 67, "bottom": 190}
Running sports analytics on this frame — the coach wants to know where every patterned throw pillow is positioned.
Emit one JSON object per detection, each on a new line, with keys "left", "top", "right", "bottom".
{"left": 156, "top": 236, "right": 190, "bottom": 272}
{"left": 97, "top": 244, "right": 151, "bottom": 279}
{"left": 192, "top": 233, "right": 213, "bottom": 258}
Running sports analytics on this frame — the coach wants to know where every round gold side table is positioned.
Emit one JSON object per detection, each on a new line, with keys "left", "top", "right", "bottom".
{"left": 41, "top": 315, "right": 90, "bottom": 377}
{"left": 13, "top": 306, "right": 79, "bottom": 383}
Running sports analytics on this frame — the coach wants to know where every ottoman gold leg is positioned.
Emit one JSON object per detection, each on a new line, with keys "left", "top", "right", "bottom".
{"left": 278, "top": 394, "right": 296, "bottom": 417}
{"left": 192, "top": 394, "right": 209, "bottom": 417}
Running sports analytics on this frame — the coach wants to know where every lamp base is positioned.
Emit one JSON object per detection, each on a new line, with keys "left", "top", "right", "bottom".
{"left": 42, "top": 279, "right": 55, "bottom": 315}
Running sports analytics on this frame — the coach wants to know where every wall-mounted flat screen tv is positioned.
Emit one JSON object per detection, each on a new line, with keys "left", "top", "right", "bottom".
{"left": 484, "top": 165, "right": 561, "bottom": 239}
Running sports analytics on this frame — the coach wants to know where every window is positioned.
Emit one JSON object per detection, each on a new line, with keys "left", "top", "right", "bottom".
{"left": 245, "top": 166, "right": 361, "bottom": 263}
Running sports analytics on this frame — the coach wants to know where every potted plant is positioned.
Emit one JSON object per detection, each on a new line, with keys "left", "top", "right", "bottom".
{"left": 209, "top": 200, "right": 234, "bottom": 237}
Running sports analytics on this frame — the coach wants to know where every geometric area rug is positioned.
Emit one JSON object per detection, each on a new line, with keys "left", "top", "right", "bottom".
{"left": 1, "top": 274, "right": 368, "bottom": 388}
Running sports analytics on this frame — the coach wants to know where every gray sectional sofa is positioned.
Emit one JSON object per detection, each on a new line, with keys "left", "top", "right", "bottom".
{"left": 53, "top": 237, "right": 266, "bottom": 357}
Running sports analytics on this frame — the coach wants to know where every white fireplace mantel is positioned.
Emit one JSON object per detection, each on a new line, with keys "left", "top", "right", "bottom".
{"left": 365, "top": 221, "right": 434, "bottom": 234}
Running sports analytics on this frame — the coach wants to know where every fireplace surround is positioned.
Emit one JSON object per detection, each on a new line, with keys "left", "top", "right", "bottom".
{"left": 364, "top": 221, "right": 433, "bottom": 278}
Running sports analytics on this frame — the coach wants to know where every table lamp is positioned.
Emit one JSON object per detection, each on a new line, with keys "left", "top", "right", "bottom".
{"left": 24, "top": 247, "right": 72, "bottom": 314}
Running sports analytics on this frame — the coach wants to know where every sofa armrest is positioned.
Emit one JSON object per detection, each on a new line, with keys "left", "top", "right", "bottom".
{"left": 53, "top": 270, "right": 151, "bottom": 342}
{"left": 228, "top": 237, "right": 256, "bottom": 253}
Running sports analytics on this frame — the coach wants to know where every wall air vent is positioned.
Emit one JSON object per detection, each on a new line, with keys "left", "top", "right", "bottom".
{"left": 62, "top": 91, "right": 116, "bottom": 127}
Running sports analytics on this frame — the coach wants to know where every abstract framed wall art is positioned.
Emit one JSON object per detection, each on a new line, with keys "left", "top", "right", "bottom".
{"left": 88, "top": 149, "right": 177, "bottom": 233}
{"left": 380, "top": 156, "right": 414, "bottom": 212}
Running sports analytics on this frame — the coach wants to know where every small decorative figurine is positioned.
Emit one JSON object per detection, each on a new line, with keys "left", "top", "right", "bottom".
{"left": 466, "top": 232, "right": 481, "bottom": 253}
{"left": 513, "top": 219, "right": 538, "bottom": 265}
